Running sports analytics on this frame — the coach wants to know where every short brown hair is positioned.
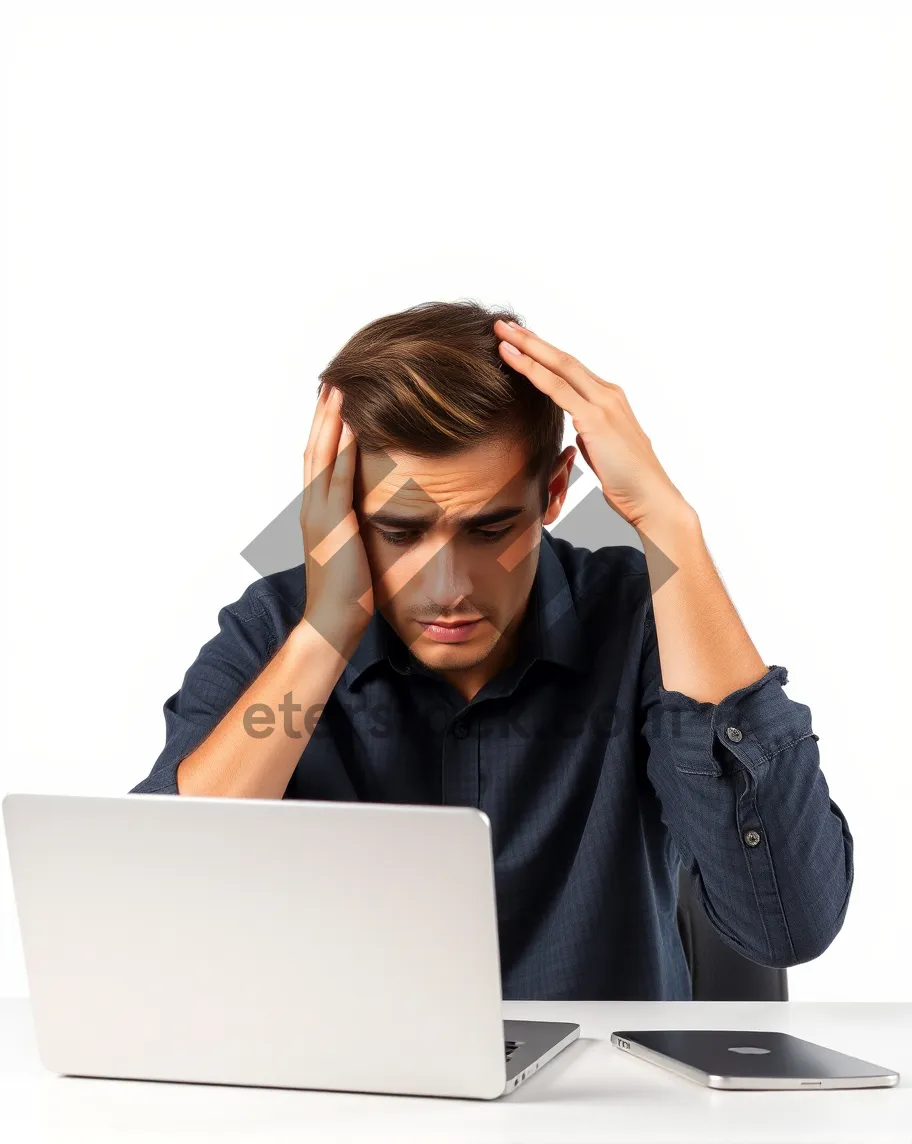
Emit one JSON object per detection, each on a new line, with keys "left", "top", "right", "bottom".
{"left": 317, "top": 299, "right": 565, "bottom": 513}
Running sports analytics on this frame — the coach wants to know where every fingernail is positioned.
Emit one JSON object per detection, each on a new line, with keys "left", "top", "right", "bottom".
{"left": 501, "top": 340, "right": 521, "bottom": 356}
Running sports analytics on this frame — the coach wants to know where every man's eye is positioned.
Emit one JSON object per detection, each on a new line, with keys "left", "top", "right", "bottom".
{"left": 475, "top": 526, "right": 514, "bottom": 543}
{"left": 376, "top": 529, "right": 418, "bottom": 546}
{"left": 375, "top": 526, "right": 515, "bottom": 547}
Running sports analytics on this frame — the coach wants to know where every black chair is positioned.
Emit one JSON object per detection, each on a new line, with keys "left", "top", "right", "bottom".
{"left": 676, "top": 863, "right": 788, "bottom": 1001}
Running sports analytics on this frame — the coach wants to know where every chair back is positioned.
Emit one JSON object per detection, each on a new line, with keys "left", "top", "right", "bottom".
{"left": 676, "top": 864, "right": 788, "bottom": 1001}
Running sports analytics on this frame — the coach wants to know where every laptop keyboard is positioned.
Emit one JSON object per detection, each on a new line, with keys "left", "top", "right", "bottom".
{"left": 505, "top": 1039, "right": 520, "bottom": 1061}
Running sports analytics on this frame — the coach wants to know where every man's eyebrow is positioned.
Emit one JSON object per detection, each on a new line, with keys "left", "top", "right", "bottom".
{"left": 364, "top": 505, "right": 526, "bottom": 529}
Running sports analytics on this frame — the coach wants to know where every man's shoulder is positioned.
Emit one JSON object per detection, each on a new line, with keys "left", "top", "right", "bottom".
{"left": 543, "top": 531, "right": 650, "bottom": 662}
{"left": 222, "top": 563, "right": 306, "bottom": 635}
{"left": 545, "top": 529, "right": 648, "bottom": 598}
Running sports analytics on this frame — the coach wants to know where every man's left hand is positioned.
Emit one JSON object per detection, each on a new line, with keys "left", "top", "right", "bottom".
{"left": 494, "top": 318, "right": 692, "bottom": 533}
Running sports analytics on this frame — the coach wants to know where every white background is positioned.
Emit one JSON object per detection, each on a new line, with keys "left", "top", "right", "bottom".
{"left": 2, "top": 1, "right": 910, "bottom": 1001}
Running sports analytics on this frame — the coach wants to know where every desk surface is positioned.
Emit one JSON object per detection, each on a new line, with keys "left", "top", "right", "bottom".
{"left": 1, "top": 999, "right": 908, "bottom": 1143}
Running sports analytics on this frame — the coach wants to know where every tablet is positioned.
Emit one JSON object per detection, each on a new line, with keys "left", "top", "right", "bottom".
{"left": 610, "top": 1030, "right": 899, "bottom": 1090}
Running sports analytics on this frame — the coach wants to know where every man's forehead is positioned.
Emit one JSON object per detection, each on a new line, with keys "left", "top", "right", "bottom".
{"left": 357, "top": 487, "right": 532, "bottom": 525}
{"left": 355, "top": 445, "right": 532, "bottom": 514}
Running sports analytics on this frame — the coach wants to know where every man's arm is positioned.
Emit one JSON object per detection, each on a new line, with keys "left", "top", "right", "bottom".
{"left": 636, "top": 509, "right": 854, "bottom": 968}
{"left": 129, "top": 585, "right": 353, "bottom": 800}
{"left": 488, "top": 318, "right": 854, "bottom": 968}
{"left": 174, "top": 615, "right": 351, "bottom": 799}
{"left": 132, "top": 382, "right": 373, "bottom": 800}
{"left": 637, "top": 503, "right": 769, "bottom": 702}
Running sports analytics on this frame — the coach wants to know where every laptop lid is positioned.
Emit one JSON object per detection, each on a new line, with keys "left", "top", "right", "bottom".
{"left": 3, "top": 793, "right": 508, "bottom": 1099}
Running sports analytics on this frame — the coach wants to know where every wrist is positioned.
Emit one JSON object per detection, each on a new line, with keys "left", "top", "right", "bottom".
{"left": 632, "top": 493, "right": 700, "bottom": 543}
{"left": 298, "top": 604, "right": 372, "bottom": 660}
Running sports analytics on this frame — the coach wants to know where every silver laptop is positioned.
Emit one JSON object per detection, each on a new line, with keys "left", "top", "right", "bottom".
{"left": 2, "top": 793, "right": 579, "bottom": 1099}
{"left": 611, "top": 1030, "right": 899, "bottom": 1090}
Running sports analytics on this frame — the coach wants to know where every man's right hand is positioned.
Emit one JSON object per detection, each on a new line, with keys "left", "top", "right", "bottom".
{"left": 300, "top": 385, "right": 375, "bottom": 659}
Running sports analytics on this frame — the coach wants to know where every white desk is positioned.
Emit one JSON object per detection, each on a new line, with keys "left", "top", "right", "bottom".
{"left": 1, "top": 999, "right": 908, "bottom": 1143}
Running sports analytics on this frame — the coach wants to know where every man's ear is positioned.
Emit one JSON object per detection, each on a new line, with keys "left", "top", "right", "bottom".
{"left": 542, "top": 446, "right": 578, "bottom": 526}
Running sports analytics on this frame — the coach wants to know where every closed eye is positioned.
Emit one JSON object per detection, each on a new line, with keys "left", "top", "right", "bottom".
{"left": 375, "top": 526, "right": 515, "bottom": 547}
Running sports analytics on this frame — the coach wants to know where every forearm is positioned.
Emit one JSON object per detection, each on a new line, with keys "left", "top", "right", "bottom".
{"left": 176, "top": 619, "right": 350, "bottom": 799}
{"left": 636, "top": 503, "right": 768, "bottom": 703}
{"left": 634, "top": 502, "right": 853, "bottom": 966}
{"left": 644, "top": 668, "right": 854, "bottom": 967}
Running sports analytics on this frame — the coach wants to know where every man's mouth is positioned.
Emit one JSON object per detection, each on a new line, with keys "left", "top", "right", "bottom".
{"left": 417, "top": 617, "right": 485, "bottom": 643}
{"left": 420, "top": 618, "right": 484, "bottom": 627}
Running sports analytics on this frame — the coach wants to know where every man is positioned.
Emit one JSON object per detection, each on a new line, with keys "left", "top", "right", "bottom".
{"left": 131, "top": 300, "right": 854, "bottom": 1001}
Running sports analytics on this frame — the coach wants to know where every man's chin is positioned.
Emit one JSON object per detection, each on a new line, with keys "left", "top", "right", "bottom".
{"left": 410, "top": 630, "right": 500, "bottom": 672}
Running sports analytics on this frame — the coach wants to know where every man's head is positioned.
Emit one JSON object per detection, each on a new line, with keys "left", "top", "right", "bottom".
{"left": 317, "top": 300, "right": 576, "bottom": 690}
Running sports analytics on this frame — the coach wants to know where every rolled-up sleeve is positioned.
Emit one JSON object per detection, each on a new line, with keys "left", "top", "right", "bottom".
{"left": 638, "top": 595, "right": 854, "bottom": 969}
{"left": 130, "top": 586, "right": 277, "bottom": 795}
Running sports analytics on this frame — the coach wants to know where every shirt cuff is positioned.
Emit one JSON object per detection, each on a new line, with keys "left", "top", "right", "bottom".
{"left": 650, "top": 665, "right": 817, "bottom": 778}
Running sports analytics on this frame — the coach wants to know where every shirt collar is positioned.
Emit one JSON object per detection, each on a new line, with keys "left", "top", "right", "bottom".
{"left": 341, "top": 527, "right": 585, "bottom": 690}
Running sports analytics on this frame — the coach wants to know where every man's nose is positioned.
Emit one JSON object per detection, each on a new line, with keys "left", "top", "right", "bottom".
{"left": 422, "top": 535, "right": 474, "bottom": 610}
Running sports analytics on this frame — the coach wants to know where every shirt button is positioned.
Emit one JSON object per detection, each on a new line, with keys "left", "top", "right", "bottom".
{"left": 454, "top": 721, "right": 468, "bottom": 739}
{"left": 743, "top": 829, "right": 762, "bottom": 847}
{"left": 725, "top": 726, "right": 743, "bottom": 743}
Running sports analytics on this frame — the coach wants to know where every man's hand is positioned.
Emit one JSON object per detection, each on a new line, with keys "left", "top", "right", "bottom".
{"left": 300, "top": 385, "right": 374, "bottom": 658}
{"left": 494, "top": 318, "right": 692, "bottom": 534}
{"left": 494, "top": 318, "right": 770, "bottom": 701}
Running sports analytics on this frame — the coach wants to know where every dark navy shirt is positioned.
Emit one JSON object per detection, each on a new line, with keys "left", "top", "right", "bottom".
{"left": 130, "top": 529, "right": 854, "bottom": 1000}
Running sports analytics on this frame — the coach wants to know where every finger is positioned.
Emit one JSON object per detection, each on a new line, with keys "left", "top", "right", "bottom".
{"left": 304, "top": 384, "right": 333, "bottom": 491}
{"left": 496, "top": 321, "right": 654, "bottom": 448}
{"left": 498, "top": 320, "right": 623, "bottom": 391}
{"left": 498, "top": 339, "right": 591, "bottom": 420}
{"left": 497, "top": 321, "right": 651, "bottom": 441}
{"left": 328, "top": 420, "right": 357, "bottom": 501}
{"left": 312, "top": 421, "right": 365, "bottom": 567}
{"left": 305, "top": 386, "right": 339, "bottom": 492}
{"left": 575, "top": 433, "right": 594, "bottom": 472}
{"left": 495, "top": 319, "right": 608, "bottom": 405}
{"left": 310, "top": 388, "right": 345, "bottom": 497}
